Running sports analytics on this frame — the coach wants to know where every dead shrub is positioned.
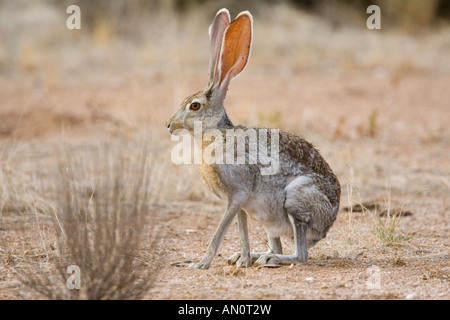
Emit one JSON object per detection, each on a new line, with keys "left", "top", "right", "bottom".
{"left": 17, "top": 141, "right": 163, "bottom": 299}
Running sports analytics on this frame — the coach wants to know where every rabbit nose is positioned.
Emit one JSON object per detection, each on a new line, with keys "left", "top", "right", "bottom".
{"left": 166, "top": 121, "right": 173, "bottom": 133}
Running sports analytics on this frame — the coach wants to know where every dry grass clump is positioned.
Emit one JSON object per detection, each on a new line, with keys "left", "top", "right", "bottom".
{"left": 342, "top": 195, "right": 412, "bottom": 248}
{"left": 16, "top": 141, "right": 163, "bottom": 299}
{"left": 0, "top": 145, "right": 52, "bottom": 227}
{"left": 373, "top": 212, "right": 412, "bottom": 245}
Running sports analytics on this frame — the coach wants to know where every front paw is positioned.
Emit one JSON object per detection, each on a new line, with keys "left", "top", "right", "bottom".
{"left": 254, "top": 254, "right": 282, "bottom": 266}
{"left": 189, "top": 257, "right": 213, "bottom": 269}
{"left": 227, "top": 252, "right": 252, "bottom": 268}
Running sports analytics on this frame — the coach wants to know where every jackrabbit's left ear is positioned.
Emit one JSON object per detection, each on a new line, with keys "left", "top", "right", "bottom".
{"left": 218, "top": 11, "right": 253, "bottom": 100}
{"left": 208, "top": 9, "right": 230, "bottom": 87}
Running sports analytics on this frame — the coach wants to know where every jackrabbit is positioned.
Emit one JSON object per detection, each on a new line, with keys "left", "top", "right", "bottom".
{"left": 167, "top": 9, "right": 340, "bottom": 269}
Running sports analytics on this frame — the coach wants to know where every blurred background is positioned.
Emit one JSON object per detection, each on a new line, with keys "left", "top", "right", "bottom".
{"left": 0, "top": 0, "right": 449, "bottom": 197}
{"left": 1, "top": 0, "right": 449, "bottom": 300}
{"left": 0, "top": 0, "right": 450, "bottom": 138}
{"left": 0, "top": 0, "right": 449, "bottom": 138}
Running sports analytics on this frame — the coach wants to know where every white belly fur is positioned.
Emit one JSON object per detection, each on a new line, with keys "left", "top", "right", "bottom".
{"left": 243, "top": 193, "right": 294, "bottom": 239}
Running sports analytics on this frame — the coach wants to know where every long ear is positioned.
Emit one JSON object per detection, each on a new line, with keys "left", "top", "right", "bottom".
{"left": 218, "top": 11, "right": 253, "bottom": 100}
{"left": 208, "top": 8, "right": 230, "bottom": 87}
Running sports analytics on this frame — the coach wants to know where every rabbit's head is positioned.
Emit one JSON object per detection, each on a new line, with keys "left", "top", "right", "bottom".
{"left": 167, "top": 9, "right": 252, "bottom": 135}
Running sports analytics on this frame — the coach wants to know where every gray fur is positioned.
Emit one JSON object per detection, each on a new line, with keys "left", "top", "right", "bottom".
{"left": 166, "top": 9, "right": 340, "bottom": 269}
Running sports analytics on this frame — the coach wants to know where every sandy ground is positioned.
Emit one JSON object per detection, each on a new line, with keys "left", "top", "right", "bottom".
{"left": 0, "top": 3, "right": 449, "bottom": 300}
{"left": 1, "top": 69, "right": 448, "bottom": 300}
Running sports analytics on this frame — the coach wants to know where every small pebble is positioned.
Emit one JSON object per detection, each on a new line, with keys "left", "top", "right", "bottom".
{"left": 406, "top": 293, "right": 418, "bottom": 300}
{"left": 305, "top": 277, "right": 314, "bottom": 283}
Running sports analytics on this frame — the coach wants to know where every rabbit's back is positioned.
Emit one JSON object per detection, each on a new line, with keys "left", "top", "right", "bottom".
{"left": 278, "top": 130, "right": 341, "bottom": 209}
{"left": 198, "top": 127, "right": 340, "bottom": 212}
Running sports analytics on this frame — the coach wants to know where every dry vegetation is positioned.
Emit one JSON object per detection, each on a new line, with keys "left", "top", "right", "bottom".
{"left": 14, "top": 143, "right": 162, "bottom": 299}
{"left": 0, "top": 0, "right": 449, "bottom": 300}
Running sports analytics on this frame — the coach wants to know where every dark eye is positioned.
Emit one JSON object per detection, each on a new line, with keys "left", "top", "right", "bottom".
{"left": 190, "top": 102, "right": 201, "bottom": 110}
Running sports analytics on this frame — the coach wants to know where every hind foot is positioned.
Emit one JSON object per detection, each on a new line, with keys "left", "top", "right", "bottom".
{"left": 254, "top": 253, "right": 307, "bottom": 266}
{"left": 227, "top": 252, "right": 272, "bottom": 267}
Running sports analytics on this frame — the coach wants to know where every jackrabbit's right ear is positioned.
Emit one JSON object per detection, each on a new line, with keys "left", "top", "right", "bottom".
{"left": 217, "top": 11, "right": 253, "bottom": 100}
{"left": 208, "top": 8, "right": 230, "bottom": 87}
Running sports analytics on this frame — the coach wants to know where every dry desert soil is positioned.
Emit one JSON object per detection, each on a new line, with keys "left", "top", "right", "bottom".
{"left": 0, "top": 3, "right": 448, "bottom": 300}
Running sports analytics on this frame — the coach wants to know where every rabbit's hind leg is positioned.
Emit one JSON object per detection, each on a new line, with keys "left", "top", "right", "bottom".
{"left": 254, "top": 175, "right": 331, "bottom": 266}
{"left": 227, "top": 210, "right": 283, "bottom": 267}
{"left": 253, "top": 215, "right": 308, "bottom": 266}
{"left": 227, "top": 234, "right": 283, "bottom": 266}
